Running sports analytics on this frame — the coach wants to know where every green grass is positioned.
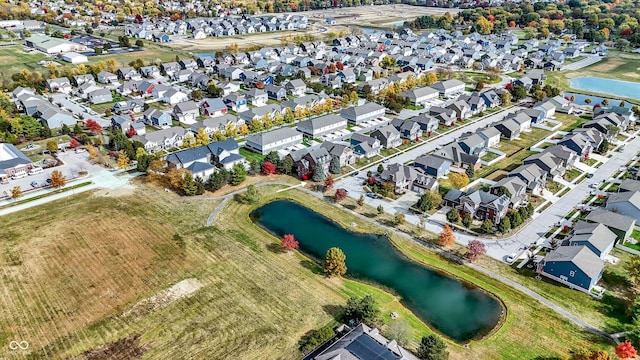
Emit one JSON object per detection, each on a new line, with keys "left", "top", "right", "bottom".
{"left": 0, "top": 45, "right": 51, "bottom": 76}
{"left": 0, "top": 181, "right": 92, "bottom": 209}
{"left": 565, "top": 168, "right": 583, "bottom": 182}
{"left": 239, "top": 147, "right": 266, "bottom": 163}
{"left": 481, "top": 152, "right": 500, "bottom": 162}
{"left": 546, "top": 180, "right": 563, "bottom": 194}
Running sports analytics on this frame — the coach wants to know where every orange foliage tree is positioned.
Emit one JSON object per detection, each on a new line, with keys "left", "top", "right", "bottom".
{"left": 438, "top": 225, "right": 455, "bottom": 247}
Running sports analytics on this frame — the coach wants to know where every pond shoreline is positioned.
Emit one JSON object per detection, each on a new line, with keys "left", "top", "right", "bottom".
{"left": 250, "top": 198, "right": 507, "bottom": 344}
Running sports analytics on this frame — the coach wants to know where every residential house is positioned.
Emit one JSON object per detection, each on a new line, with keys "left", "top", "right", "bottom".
{"left": 166, "top": 145, "right": 216, "bottom": 179}
{"left": 190, "top": 114, "right": 242, "bottom": 136}
{"left": 539, "top": 246, "right": 604, "bottom": 293}
{"left": 489, "top": 176, "right": 528, "bottom": 208}
{"left": 458, "top": 133, "right": 486, "bottom": 155}
{"left": 46, "top": 78, "right": 72, "bottom": 94}
{"left": 245, "top": 127, "right": 303, "bottom": 155}
{"left": 432, "top": 144, "right": 481, "bottom": 170}
{"left": 605, "top": 191, "right": 640, "bottom": 226}
{"left": 572, "top": 128, "right": 604, "bottom": 150}
{"left": 619, "top": 179, "right": 640, "bottom": 193}
{"left": 400, "top": 86, "right": 438, "bottom": 106}
{"left": 112, "top": 99, "right": 144, "bottom": 114}
{"left": 477, "top": 127, "right": 501, "bottom": 148}
{"left": 306, "top": 323, "right": 420, "bottom": 360}
{"left": 143, "top": 108, "right": 172, "bottom": 127}
{"left": 569, "top": 221, "right": 617, "bottom": 259}
{"left": 246, "top": 88, "right": 268, "bottom": 107}
{"left": 199, "top": 98, "right": 228, "bottom": 117}
{"left": 370, "top": 125, "right": 402, "bottom": 149}
{"left": 544, "top": 145, "right": 579, "bottom": 170}
{"left": 447, "top": 100, "right": 472, "bottom": 121}
{"left": 444, "top": 188, "right": 510, "bottom": 224}
{"left": 297, "top": 114, "right": 347, "bottom": 138}
{"left": 321, "top": 141, "right": 356, "bottom": 167}
{"left": 409, "top": 114, "right": 439, "bottom": 135}
{"left": 87, "top": 89, "right": 113, "bottom": 104}
{"left": 380, "top": 163, "right": 438, "bottom": 194}
{"left": 523, "top": 151, "right": 566, "bottom": 178}
{"left": 508, "top": 163, "right": 547, "bottom": 194}
{"left": 585, "top": 208, "right": 636, "bottom": 242}
{"left": 390, "top": 118, "right": 423, "bottom": 140}
{"left": 39, "top": 108, "right": 75, "bottom": 128}
{"left": 173, "top": 100, "right": 200, "bottom": 124}
{"left": 288, "top": 147, "right": 331, "bottom": 179}
{"left": 413, "top": 155, "right": 451, "bottom": 178}
{"left": 208, "top": 139, "right": 246, "bottom": 171}
{"left": 548, "top": 95, "right": 574, "bottom": 114}
{"left": 223, "top": 94, "right": 248, "bottom": 112}
{"left": 239, "top": 104, "right": 282, "bottom": 123}
{"left": 340, "top": 102, "right": 386, "bottom": 125}
{"left": 265, "top": 84, "right": 287, "bottom": 100}
{"left": 134, "top": 126, "right": 191, "bottom": 152}
{"left": 111, "top": 115, "right": 145, "bottom": 136}
{"left": 480, "top": 90, "right": 502, "bottom": 108}
{"left": 429, "top": 106, "right": 457, "bottom": 127}
{"left": 284, "top": 79, "right": 306, "bottom": 96}
{"left": 430, "top": 79, "right": 465, "bottom": 97}
{"left": 350, "top": 133, "right": 381, "bottom": 158}
{"left": 97, "top": 71, "right": 118, "bottom": 84}
{"left": 162, "top": 88, "right": 189, "bottom": 105}
{"left": 494, "top": 119, "right": 521, "bottom": 140}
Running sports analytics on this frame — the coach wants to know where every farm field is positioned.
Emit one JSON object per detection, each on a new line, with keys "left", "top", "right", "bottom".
{"left": 0, "top": 180, "right": 612, "bottom": 359}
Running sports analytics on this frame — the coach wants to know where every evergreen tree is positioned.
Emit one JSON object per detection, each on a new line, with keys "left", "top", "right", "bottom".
{"left": 230, "top": 163, "right": 246, "bottom": 185}
{"left": 329, "top": 156, "right": 341, "bottom": 174}
{"left": 312, "top": 164, "right": 325, "bottom": 182}
{"left": 417, "top": 335, "right": 449, "bottom": 360}
{"left": 182, "top": 173, "right": 198, "bottom": 196}
{"left": 277, "top": 156, "right": 294, "bottom": 175}
{"left": 323, "top": 247, "right": 347, "bottom": 277}
{"left": 462, "top": 213, "right": 472, "bottom": 228}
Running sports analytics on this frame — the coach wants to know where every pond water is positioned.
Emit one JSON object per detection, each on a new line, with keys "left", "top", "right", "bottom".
{"left": 563, "top": 92, "right": 632, "bottom": 108}
{"left": 250, "top": 200, "right": 503, "bottom": 342}
{"left": 569, "top": 77, "right": 640, "bottom": 100}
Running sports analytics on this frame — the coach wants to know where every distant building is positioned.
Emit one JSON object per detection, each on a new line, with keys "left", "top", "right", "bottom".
{"left": 0, "top": 143, "right": 33, "bottom": 183}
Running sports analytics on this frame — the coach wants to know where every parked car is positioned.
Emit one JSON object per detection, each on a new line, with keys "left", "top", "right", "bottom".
{"left": 75, "top": 148, "right": 86, "bottom": 153}
{"left": 351, "top": 171, "right": 359, "bottom": 177}
{"left": 30, "top": 181, "right": 38, "bottom": 187}
{"left": 46, "top": 178, "right": 52, "bottom": 184}
{"left": 11, "top": 172, "right": 27, "bottom": 180}
{"left": 586, "top": 173, "right": 594, "bottom": 178}
{"left": 366, "top": 192, "right": 377, "bottom": 199}
{"left": 506, "top": 253, "right": 517, "bottom": 264}
{"left": 28, "top": 167, "right": 43, "bottom": 175}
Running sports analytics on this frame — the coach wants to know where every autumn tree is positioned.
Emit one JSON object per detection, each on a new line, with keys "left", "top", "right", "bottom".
{"left": 394, "top": 212, "right": 405, "bottom": 225}
{"left": 117, "top": 150, "right": 130, "bottom": 169}
{"left": 280, "top": 234, "right": 299, "bottom": 251}
{"left": 616, "top": 341, "right": 637, "bottom": 360}
{"left": 167, "top": 168, "right": 189, "bottom": 191}
{"left": 323, "top": 247, "right": 347, "bottom": 277}
{"left": 181, "top": 172, "right": 198, "bottom": 196}
{"left": 449, "top": 172, "right": 470, "bottom": 189}
{"left": 344, "top": 295, "right": 379, "bottom": 324}
{"left": 571, "top": 349, "right": 613, "bottom": 360}
{"left": 50, "top": 170, "right": 66, "bottom": 189}
{"left": 357, "top": 195, "right": 365, "bottom": 206}
{"left": 46, "top": 140, "right": 58, "bottom": 153}
{"left": 417, "top": 335, "right": 449, "bottom": 360}
{"left": 195, "top": 128, "right": 210, "bottom": 146}
{"left": 11, "top": 186, "right": 22, "bottom": 199}
{"left": 438, "top": 225, "right": 455, "bottom": 247}
{"left": 85, "top": 119, "right": 103, "bottom": 134}
{"left": 465, "top": 240, "right": 487, "bottom": 262}
{"left": 335, "top": 188, "right": 347, "bottom": 202}
{"left": 377, "top": 204, "right": 384, "bottom": 215}
{"left": 324, "top": 175, "right": 335, "bottom": 190}
{"left": 262, "top": 161, "right": 276, "bottom": 175}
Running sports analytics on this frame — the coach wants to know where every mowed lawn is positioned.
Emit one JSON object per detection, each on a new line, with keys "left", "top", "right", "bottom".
{"left": 0, "top": 182, "right": 610, "bottom": 359}
{"left": 0, "top": 45, "right": 51, "bottom": 76}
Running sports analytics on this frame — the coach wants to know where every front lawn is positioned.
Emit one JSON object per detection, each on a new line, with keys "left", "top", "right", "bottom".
{"left": 546, "top": 180, "right": 563, "bottom": 194}
{"left": 481, "top": 152, "right": 501, "bottom": 162}
{"left": 565, "top": 168, "right": 583, "bottom": 182}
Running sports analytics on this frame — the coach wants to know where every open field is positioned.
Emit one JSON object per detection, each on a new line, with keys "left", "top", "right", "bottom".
{"left": 0, "top": 45, "right": 51, "bottom": 77}
{"left": 0, "top": 179, "right": 614, "bottom": 359}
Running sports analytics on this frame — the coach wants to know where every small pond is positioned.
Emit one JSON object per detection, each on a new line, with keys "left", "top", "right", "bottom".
{"left": 563, "top": 92, "right": 631, "bottom": 108}
{"left": 251, "top": 200, "right": 503, "bottom": 342}
{"left": 569, "top": 77, "right": 640, "bottom": 100}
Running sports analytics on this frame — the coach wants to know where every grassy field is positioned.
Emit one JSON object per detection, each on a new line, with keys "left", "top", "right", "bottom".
{"left": 0, "top": 180, "right": 615, "bottom": 359}
{"left": 0, "top": 45, "right": 51, "bottom": 77}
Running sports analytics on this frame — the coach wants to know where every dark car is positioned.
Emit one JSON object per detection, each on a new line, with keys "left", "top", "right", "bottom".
{"left": 351, "top": 171, "right": 359, "bottom": 177}
{"left": 586, "top": 173, "right": 594, "bottom": 178}
{"left": 46, "top": 178, "right": 52, "bottom": 184}
{"left": 30, "top": 181, "right": 38, "bottom": 187}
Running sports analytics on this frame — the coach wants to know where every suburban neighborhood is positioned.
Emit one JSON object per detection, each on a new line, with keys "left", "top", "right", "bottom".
{"left": 4, "top": 1, "right": 640, "bottom": 359}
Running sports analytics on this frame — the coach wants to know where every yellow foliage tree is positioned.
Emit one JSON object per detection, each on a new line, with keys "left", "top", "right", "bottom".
{"left": 449, "top": 172, "right": 470, "bottom": 189}
{"left": 195, "top": 127, "right": 210, "bottom": 146}
{"left": 117, "top": 150, "right": 130, "bottom": 169}
{"left": 225, "top": 123, "right": 238, "bottom": 138}
{"left": 238, "top": 123, "right": 249, "bottom": 136}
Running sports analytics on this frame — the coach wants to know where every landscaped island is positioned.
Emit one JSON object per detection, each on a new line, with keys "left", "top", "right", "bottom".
{"left": 252, "top": 200, "right": 503, "bottom": 342}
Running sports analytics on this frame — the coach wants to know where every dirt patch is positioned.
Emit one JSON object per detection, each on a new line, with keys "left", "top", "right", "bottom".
{"left": 74, "top": 333, "right": 148, "bottom": 360}
{"left": 122, "top": 278, "right": 203, "bottom": 320}
{"left": 94, "top": 184, "right": 136, "bottom": 198}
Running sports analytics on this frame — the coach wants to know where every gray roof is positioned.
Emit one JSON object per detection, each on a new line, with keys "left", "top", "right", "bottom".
{"left": 620, "top": 179, "right": 640, "bottom": 193}
{"left": 167, "top": 146, "right": 211, "bottom": 166}
{"left": 340, "top": 102, "right": 385, "bottom": 118}
{"left": 544, "top": 245, "right": 604, "bottom": 279}
{"left": 246, "top": 127, "right": 301, "bottom": 146}
{"left": 585, "top": 208, "right": 636, "bottom": 232}
{"left": 297, "top": 114, "right": 345, "bottom": 133}
{"left": 571, "top": 220, "right": 617, "bottom": 254}
{"left": 0, "top": 143, "right": 32, "bottom": 173}
{"left": 607, "top": 190, "right": 640, "bottom": 210}
{"left": 414, "top": 154, "right": 450, "bottom": 170}
{"left": 175, "top": 100, "right": 199, "bottom": 113}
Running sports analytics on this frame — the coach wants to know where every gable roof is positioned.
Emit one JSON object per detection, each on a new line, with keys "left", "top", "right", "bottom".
{"left": 585, "top": 208, "right": 636, "bottom": 232}
{"left": 571, "top": 220, "right": 617, "bottom": 254}
{"left": 544, "top": 245, "right": 604, "bottom": 279}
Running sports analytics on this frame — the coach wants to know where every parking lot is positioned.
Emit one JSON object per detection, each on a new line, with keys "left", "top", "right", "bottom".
{"left": 0, "top": 150, "right": 105, "bottom": 198}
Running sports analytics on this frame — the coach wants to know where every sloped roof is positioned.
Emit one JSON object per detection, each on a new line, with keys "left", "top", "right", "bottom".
{"left": 586, "top": 208, "right": 636, "bottom": 232}
{"left": 544, "top": 245, "right": 604, "bottom": 280}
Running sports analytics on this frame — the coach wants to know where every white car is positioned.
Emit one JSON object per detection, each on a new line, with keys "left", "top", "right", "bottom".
{"left": 28, "top": 167, "right": 43, "bottom": 175}
{"left": 506, "top": 253, "right": 518, "bottom": 264}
